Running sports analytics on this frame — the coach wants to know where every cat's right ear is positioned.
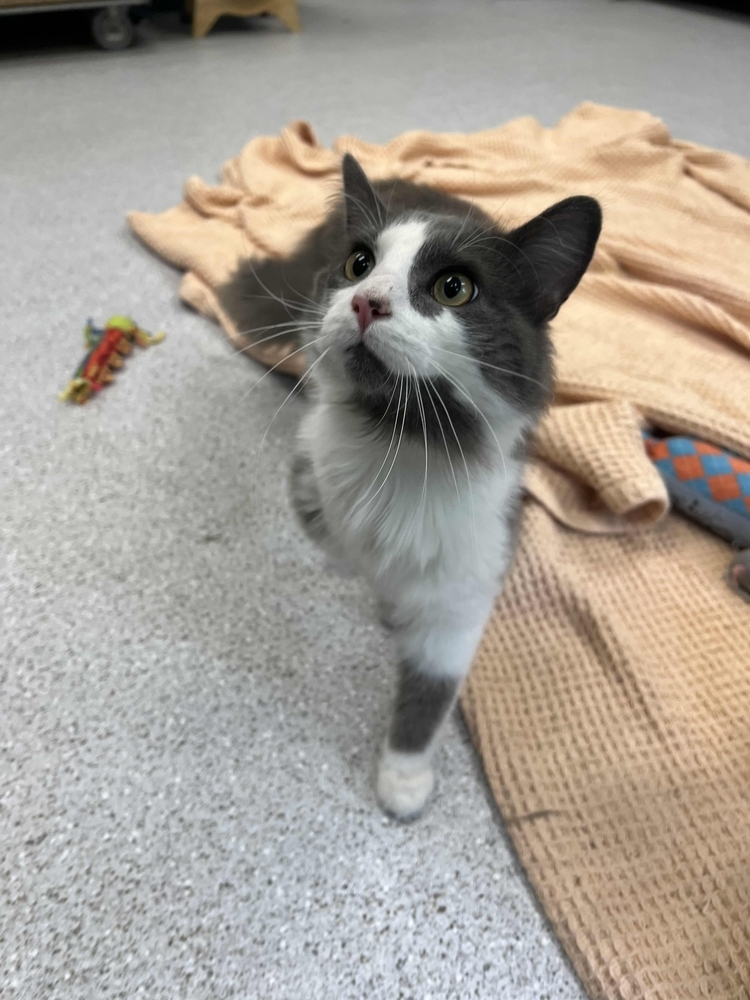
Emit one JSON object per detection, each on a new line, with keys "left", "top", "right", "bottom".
{"left": 341, "top": 153, "right": 385, "bottom": 234}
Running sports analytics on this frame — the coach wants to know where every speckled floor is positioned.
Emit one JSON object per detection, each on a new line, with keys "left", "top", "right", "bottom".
{"left": 1, "top": 1, "right": 749, "bottom": 997}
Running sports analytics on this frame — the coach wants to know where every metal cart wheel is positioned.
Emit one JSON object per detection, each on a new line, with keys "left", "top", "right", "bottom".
{"left": 90, "top": 5, "right": 135, "bottom": 49}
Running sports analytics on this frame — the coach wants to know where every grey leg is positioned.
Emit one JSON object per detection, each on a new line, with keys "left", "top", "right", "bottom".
{"left": 377, "top": 658, "right": 461, "bottom": 822}
{"left": 375, "top": 604, "right": 493, "bottom": 821}
{"left": 389, "top": 659, "right": 459, "bottom": 754}
{"left": 289, "top": 451, "right": 330, "bottom": 546}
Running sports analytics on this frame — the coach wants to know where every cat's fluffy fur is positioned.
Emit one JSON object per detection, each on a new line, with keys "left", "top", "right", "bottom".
{"left": 223, "top": 155, "right": 601, "bottom": 820}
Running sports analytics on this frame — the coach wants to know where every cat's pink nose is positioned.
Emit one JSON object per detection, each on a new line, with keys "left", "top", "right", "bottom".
{"left": 351, "top": 294, "right": 391, "bottom": 335}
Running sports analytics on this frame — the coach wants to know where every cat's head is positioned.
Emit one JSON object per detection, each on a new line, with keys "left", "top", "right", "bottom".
{"left": 312, "top": 154, "right": 601, "bottom": 444}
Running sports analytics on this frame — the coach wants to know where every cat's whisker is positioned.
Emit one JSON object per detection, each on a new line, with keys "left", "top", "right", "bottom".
{"left": 454, "top": 237, "right": 524, "bottom": 281}
{"left": 428, "top": 359, "right": 509, "bottom": 482}
{"left": 242, "top": 267, "right": 307, "bottom": 323}
{"left": 280, "top": 269, "right": 328, "bottom": 314}
{"left": 239, "top": 290, "right": 327, "bottom": 318}
{"left": 470, "top": 233, "right": 540, "bottom": 291}
{"left": 430, "top": 344, "right": 551, "bottom": 398}
{"left": 342, "top": 190, "right": 383, "bottom": 233}
{"left": 243, "top": 323, "right": 321, "bottom": 345}
{"left": 425, "top": 370, "right": 478, "bottom": 562}
{"left": 372, "top": 373, "right": 402, "bottom": 429}
{"left": 251, "top": 347, "right": 332, "bottom": 510}
{"left": 456, "top": 207, "right": 510, "bottom": 249}
{"left": 224, "top": 323, "right": 322, "bottom": 362}
{"left": 235, "top": 319, "right": 320, "bottom": 338}
{"left": 456, "top": 215, "right": 499, "bottom": 252}
{"left": 356, "top": 377, "right": 411, "bottom": 516}
{"left": 351, "top": 376, "right": 404, "bottom": 515}
{"left": 450, "top": 203, "right": 477, "bottom": 250}
{"left": 235, "top": 336, "right": 325, "bottom": 407}
{"left": 250, "top": 264, "right": 327, "bottom": 319}
{"left": 384, "top": 180, "right": 398, "bottom": 218}
{"left": 422, "top": 378, "right": 461, "bottom": 501}
{"left": 243, "top": 320, "right": 321, "bottom": 337}
{"left": 241, "top": 258, "right": 329, "bottom": 320}
{"left": 483, "top": 195, "right": 512, "bottom": 225}
{"left": 409, "top": 363, "right": 430, "bottom": 525}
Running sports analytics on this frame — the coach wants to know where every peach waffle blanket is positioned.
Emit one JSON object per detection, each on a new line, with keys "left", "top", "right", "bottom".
{"left": 129, "top": 104, "right": 750, "bottom": 1000}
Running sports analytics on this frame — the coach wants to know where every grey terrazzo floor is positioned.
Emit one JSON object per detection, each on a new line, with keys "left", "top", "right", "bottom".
{"left": 1, "top": 1, "right": 749, "bottom": 997}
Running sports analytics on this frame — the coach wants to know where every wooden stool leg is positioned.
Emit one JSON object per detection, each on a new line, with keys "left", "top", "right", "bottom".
{"left": 192, "top": 0, "right": 300, "bottom": 36}
{"left": 192, "top": 3, "right": 219, "bottom": 37}
{"left": 268, "top": 0, "right": 301, "bottom": 31}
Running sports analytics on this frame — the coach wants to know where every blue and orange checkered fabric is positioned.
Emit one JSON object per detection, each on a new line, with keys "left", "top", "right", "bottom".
{"left": 644, "top": 435, "right": 750, "bottom": 518}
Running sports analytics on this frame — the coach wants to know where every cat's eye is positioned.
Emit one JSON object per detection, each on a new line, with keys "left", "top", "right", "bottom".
{"left": 344, "top": 249, "right": 374, "bottom": 281}
{"left": 433, "top": 273, "right": 475, "bottom": 307}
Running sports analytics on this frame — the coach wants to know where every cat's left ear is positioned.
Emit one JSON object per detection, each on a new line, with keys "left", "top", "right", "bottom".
{"left": 341, "top": 153, "right": 385, "bottom": 233}
{"left": 508, "top": 196, "right": 602, "bottom": 323}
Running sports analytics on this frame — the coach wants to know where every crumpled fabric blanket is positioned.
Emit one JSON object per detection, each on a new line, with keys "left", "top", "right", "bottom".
{"left": 129, "top": 103, "right": 750, "bottom": 1000}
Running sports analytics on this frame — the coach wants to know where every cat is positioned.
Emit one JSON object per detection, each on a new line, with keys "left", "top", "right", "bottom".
{"left": 222, "top": 154, "right": 601, "bottom": 820}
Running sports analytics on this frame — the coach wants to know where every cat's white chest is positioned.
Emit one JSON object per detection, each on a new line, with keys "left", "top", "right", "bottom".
{"left": 301, "top": 403, "right": 521, "bottom": 591}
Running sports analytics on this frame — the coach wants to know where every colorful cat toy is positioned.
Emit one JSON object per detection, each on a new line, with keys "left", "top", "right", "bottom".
{"left": 59, "top": 315, "right": 165, "bottom": 404}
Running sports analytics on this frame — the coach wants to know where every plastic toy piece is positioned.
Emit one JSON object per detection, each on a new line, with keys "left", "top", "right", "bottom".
{"left": 644, "top": 433, "right": 750, "bottom": 548}
{"left": 59, "top": 315, "right": 165, "bottom": 405}
{"left": 644, "top": 432, "right": 750, "bottom": 604}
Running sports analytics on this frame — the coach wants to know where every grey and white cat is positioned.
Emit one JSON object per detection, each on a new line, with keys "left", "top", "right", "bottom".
{"left": 223, "top": 155, "right": 601, "bottom": 820}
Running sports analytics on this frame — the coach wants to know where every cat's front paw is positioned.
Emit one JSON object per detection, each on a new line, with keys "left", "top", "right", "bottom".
{"left": 376, "top": 749, "right": 435, "bottom": 821}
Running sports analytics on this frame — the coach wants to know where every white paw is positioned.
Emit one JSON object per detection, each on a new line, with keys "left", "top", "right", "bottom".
{"left": 377, "top": 751, "right": 435, "bottom": 821}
